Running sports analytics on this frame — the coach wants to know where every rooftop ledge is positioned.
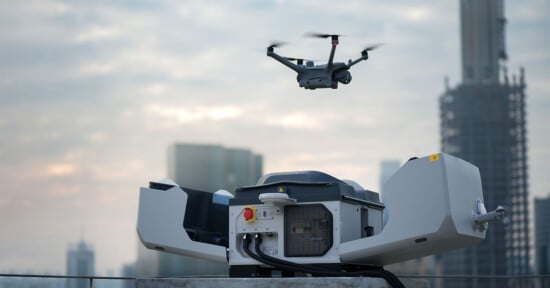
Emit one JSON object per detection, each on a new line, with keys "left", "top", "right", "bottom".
{"left": 136, "top": 277, "right": 428, "bottom": 288}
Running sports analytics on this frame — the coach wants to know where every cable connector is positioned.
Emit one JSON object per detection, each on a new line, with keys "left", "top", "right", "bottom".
{"left": 254, "top": 234, "right": 262, "bottom": 242}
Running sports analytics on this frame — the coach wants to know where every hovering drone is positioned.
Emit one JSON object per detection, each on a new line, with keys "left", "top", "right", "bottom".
{"left": 267, "top": 33, "right": 380, "bottom": 90}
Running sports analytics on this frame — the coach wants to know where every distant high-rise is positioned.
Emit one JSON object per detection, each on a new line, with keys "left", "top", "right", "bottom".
{"left": 379, "top": 160, "right": 400, "bottom": 193}
{"left": 137, "top": 143, "right": 263, "bottom": 277}
{"left": 535, "top": 196, "right": 550, "bottom": 287}
{"left": 378, "top": 160, "right": 400, "bottom": 224}
{"left": 439, "top": 1, "right": 530, "bottom": 287}
{"left": 460, "top": 0, "right": 507, "bottom": 84}
{"left": 66, "top": 240, "right": 94, "bottom": 288}
{"left": 167, "top": 143, "right": 263, "bottom": 193}
{"left": 121, "top": 263, "right": 136, "bottom": 288}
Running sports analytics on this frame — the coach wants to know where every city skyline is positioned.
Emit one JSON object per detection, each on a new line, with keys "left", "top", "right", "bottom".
{"left": 0, "top": 0, "right": 549, "bottom": 274}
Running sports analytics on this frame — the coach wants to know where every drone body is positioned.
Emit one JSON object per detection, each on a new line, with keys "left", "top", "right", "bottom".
{"left": 267, "top": 34, "right": 377, "bottom": 90}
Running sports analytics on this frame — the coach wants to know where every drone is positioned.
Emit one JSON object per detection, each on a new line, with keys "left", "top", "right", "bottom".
{"left": 267, "top": 33, "right": 380, "bottom": 90}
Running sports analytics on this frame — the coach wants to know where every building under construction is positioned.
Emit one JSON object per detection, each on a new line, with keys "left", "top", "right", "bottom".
{"left": 438, "top": 0, "right": 530, "bottom": 287}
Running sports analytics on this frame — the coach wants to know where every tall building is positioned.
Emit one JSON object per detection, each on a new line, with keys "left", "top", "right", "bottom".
{"left": 167, "top": 144, "right": 263, "bottom": 193}
{"left": 535, "top": 196, "right": 550, "bottom": 287}
{"left": 137, "top": 143, "right": 263, "bottom": 277}
{"left": 121, "top": 262, "right": 136, "bottom": 288}
{"left": 379, "top": 160, "right": 401, "bottom": 193}
{"left": 378, "top": 160, "right": 400, "bottom": 225}
{"left": 66, "top": 240, "right": 94, "bottom": 288}
{"left": 439, "top": 1, "right": 530, "bottom": 287}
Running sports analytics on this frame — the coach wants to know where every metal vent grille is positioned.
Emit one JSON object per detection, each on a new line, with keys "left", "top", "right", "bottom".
{"left": 284, "top": 204, "right": 333, "bottom": 257}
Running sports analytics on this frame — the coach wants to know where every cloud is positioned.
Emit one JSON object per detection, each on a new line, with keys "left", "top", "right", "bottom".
{"left": 76, "top": 61, "right": 117, "bottom": 76}
{"left": 48, "top": 183, "right": 80, "bottom": 197}
{"left": 34, "top": 0, "right": 69, "bottom": 15}
{"left": 143, "top": 83, "right": 169, "bottom": 96}
{"left": 45, "top": 163, "right": 78, "bottom": 177}
{"left": 75, "top": 26, "right": 122, "bottom": 43}
{"left": 404, "top": 6, "right": 433, "bottom": 23}
{"left": 87, "top": 132, "right": 108, "bottom": 144}
{"left": 144, "top": 103, "right": 244, "bottom": 124}
{"left": 510, "top": 0, "right": 549, "bottom": 20}
{"left": 267, "top": 112, "right": 322, "bottom": 130}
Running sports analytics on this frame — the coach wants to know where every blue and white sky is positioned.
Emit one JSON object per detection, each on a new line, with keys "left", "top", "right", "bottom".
{"left": 0, "top": 0, "right": 549, "bottom": 275}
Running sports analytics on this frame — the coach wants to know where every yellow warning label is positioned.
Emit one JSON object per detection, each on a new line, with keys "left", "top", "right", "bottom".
{"left": 278, "top": 186, "right": 285, "bottom": 193}
{"left": 429, "top": 154, "right": 440, "bottom": 162}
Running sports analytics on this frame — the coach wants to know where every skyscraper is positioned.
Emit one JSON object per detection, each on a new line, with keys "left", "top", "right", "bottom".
{"left": 535, "top": 196, "right": 550, "bottom": 287}
{"left": 167, "top": 144, "right": 263, "bottom": 193}
{"left": 66, "top": 240, "right": 94, "bottom": 288}
{"left": 121, "top": 263, "right": 136, "bottom": 288}
{"left": 379, "top": 160, "right": 401, "bottom": 193}
{"left": 137, "top": 143, "right": 263, "bottom": 277}
{"left": 379, "top": 160, "right": 400, "bottom": 225}
{"left": 439, "top": 1, "right": 529, "bottom": 287}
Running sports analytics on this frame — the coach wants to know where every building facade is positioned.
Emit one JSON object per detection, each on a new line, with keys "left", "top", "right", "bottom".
{"left": 438, "top": 1, "right": 530, "bottom": 287}
{"left": 535, "top": 197, "right": 550, "bottom": 287}
{"left": 167, "top": 143, "right": 263, "bottom": 193}
{"left": 137, "top": 143, "right": 263, "bottom": 277}
{"left": 378, "top": 160, "right": 400, "bottom": 225}
{"left": 66, "top": 240, "right": 95, "bottom": 288}
{"left": 379, "top": 160, "right": 401, "bottom": 193}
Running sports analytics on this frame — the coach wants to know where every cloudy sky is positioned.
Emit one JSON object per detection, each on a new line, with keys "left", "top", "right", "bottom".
{"left": 0, "top": 0, "right": 549, "bottom": 275}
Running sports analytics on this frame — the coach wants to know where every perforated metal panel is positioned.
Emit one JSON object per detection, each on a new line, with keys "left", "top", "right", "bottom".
{"left": 284, "top": 204, "right": 333, "bottom": 257}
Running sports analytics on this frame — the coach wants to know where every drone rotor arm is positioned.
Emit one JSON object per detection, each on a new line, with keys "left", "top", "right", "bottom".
{"left": 326, "top": 35, "right": 339, "bottom": 70}
{"left": 346, "top": 49, "right": 370, "bottom": 69}
{"left": 268, "top": 50, "right": 306, "bottom": 74}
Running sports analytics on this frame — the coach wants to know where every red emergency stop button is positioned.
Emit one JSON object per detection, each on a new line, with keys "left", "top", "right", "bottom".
{"left": 243, "top": 207, "right": 255, "bottom": 223}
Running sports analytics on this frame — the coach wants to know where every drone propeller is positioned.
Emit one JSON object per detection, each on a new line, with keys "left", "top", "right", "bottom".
{"left": 304, "top": 32, "right": 341, "bottom": 39}
{"left": 267, "top": 41, "right": 286, "bottom": 49}
{"left": 361, "top": 43, "right": 384, "bottom": 57}
{"left": 364, "top": 43, "right": 383, "bottom": 51}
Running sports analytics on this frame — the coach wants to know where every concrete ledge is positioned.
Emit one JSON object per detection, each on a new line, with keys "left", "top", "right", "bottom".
{"left": 136, "top": 277, "right": 392, "bottom": 288}
{"left": 136, "top": 277, "right": 431, "bottom": 288}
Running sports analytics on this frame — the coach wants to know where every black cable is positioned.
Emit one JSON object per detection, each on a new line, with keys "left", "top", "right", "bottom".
{"left": 242, "top": 233, "right": 405, "bottom": 288}
{"left": 251, "top": 233, "right": 403, "bottom": 288}
{"left": 253, "top": 234, "right": 403, "bottom": 286}
{"left": 242, "top": 234, "right": 296, "bottom": 275}
{"left": 243, "top": 234, "right": 337, "bottom": 275}
{"left": 252, "top": 234, "right": 346, "bottom": 274}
